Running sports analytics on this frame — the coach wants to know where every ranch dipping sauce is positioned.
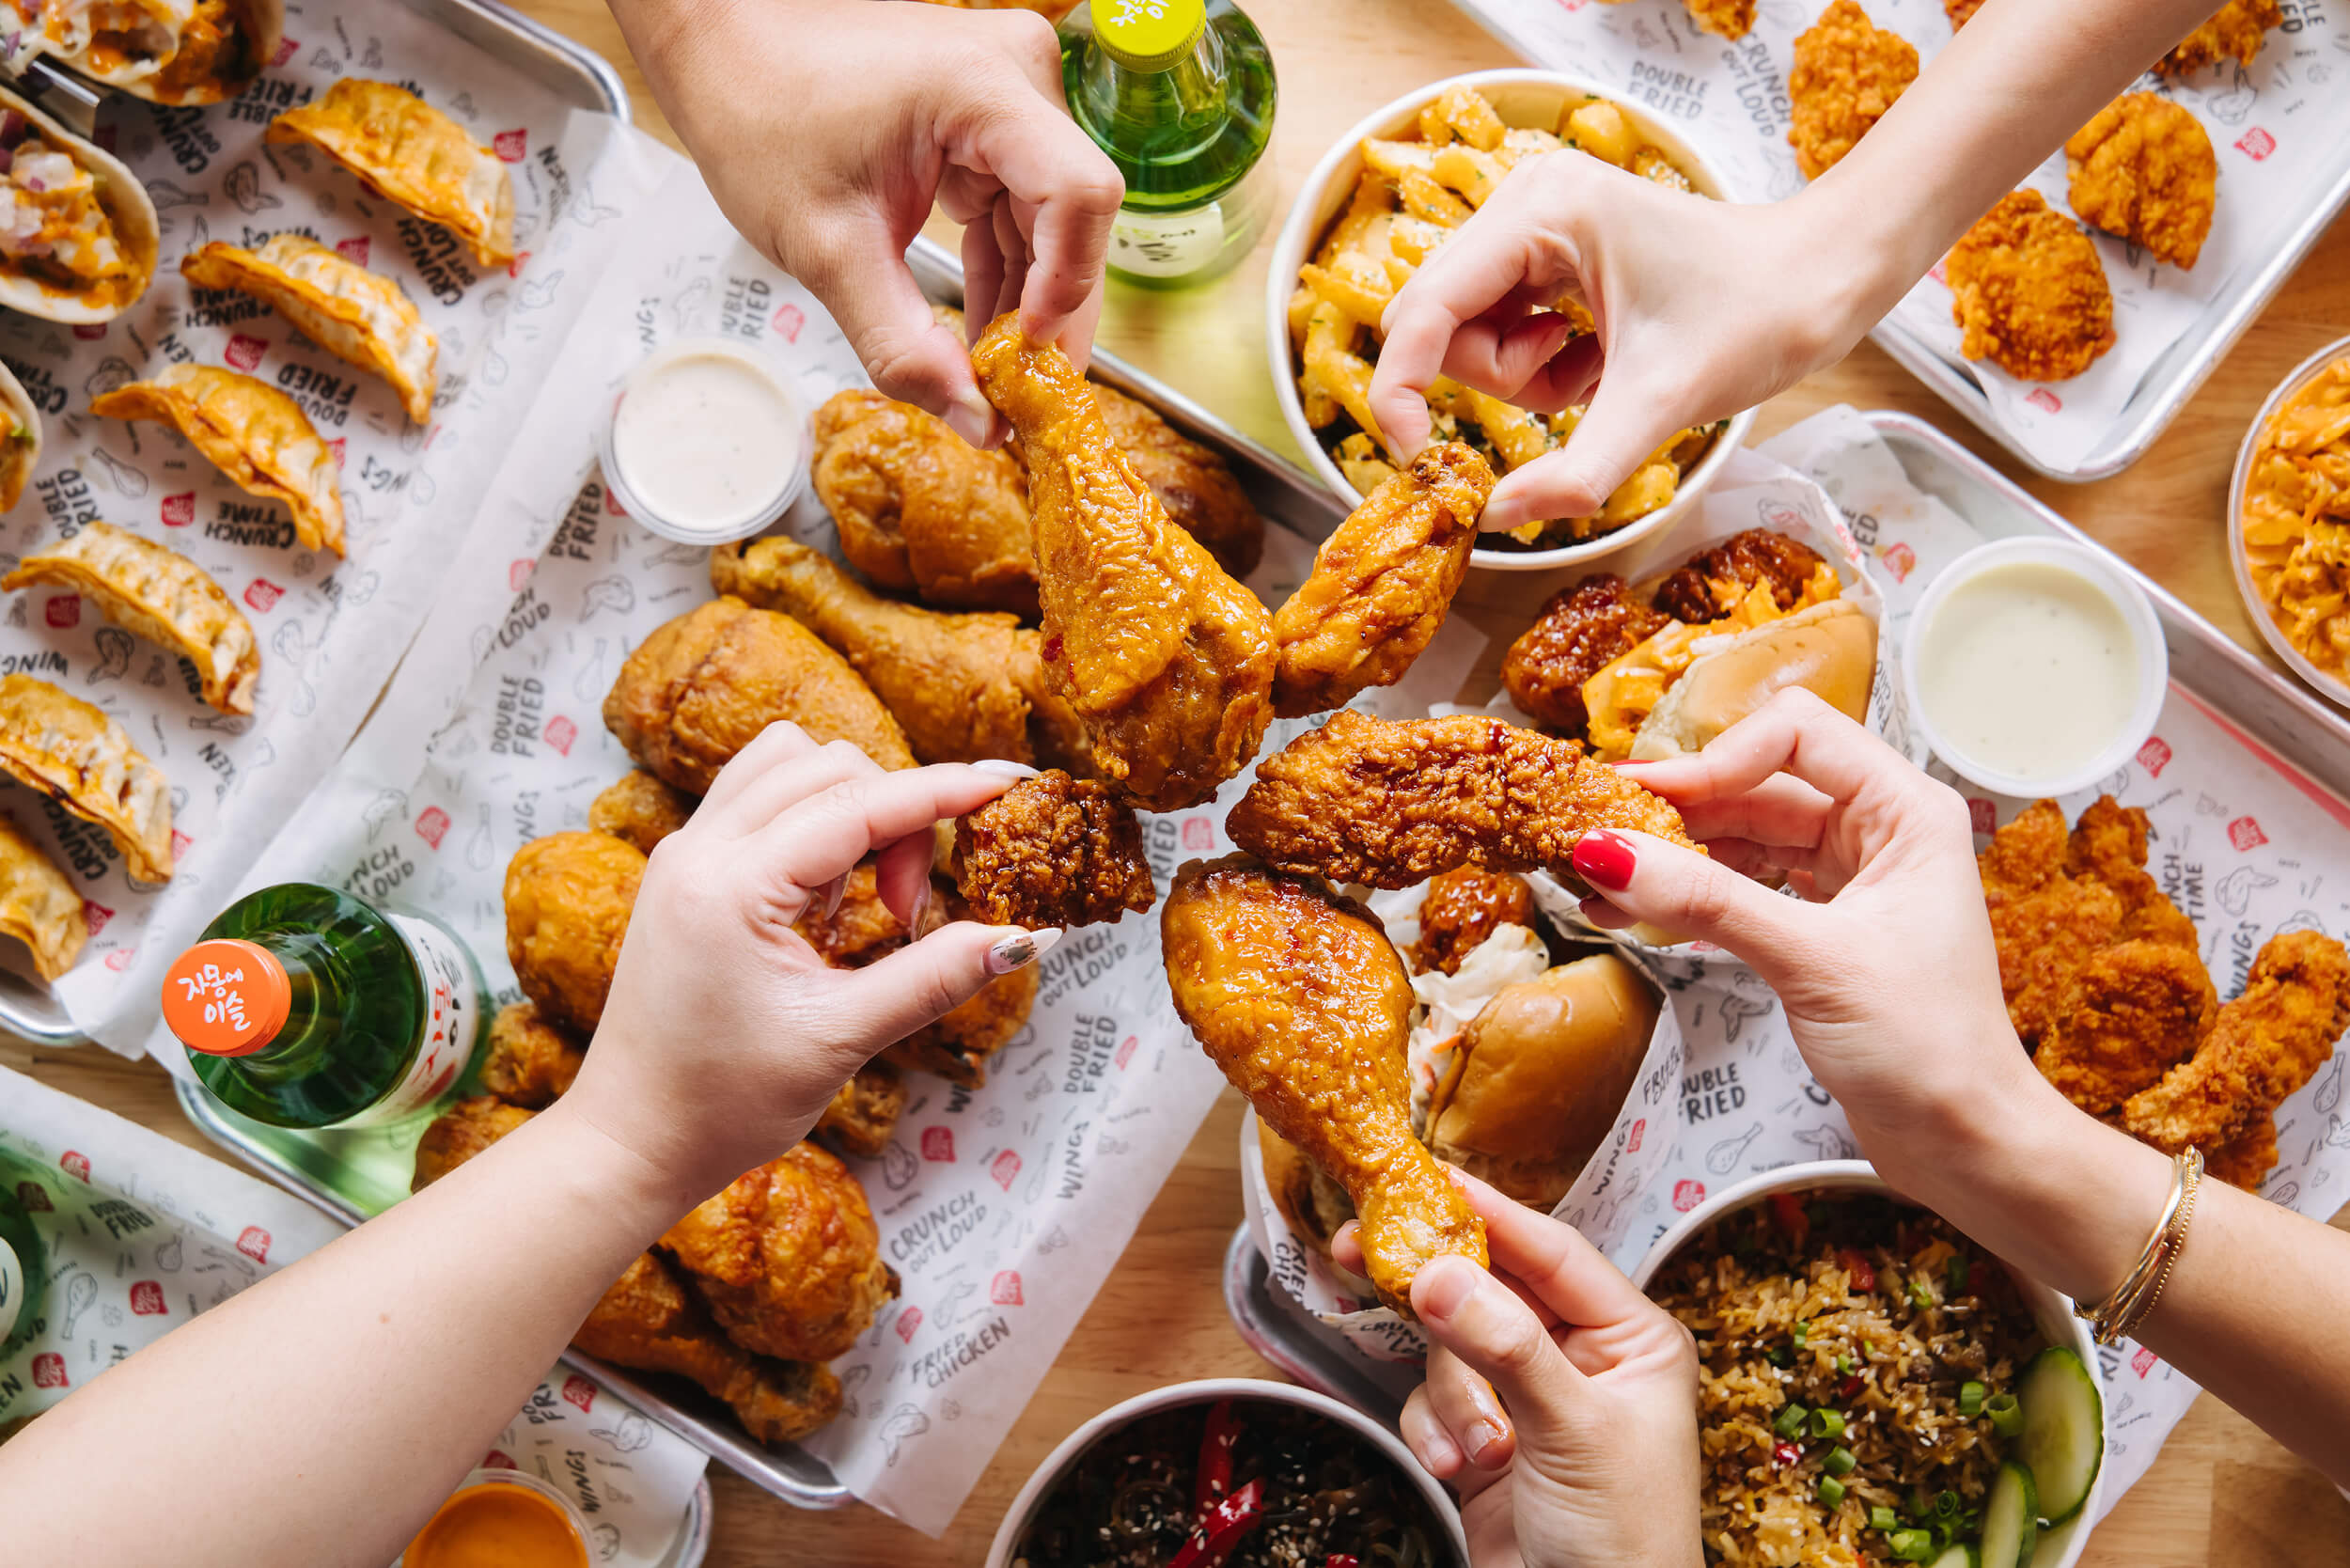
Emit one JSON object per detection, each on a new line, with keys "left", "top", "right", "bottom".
{"left": 603, "top": 337, "right": 805, "bottom": 542}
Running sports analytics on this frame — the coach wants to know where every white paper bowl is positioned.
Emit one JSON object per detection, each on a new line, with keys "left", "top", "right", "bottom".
{"left": 2229, "top": 334, "right": 2350, "bottom": 709}
{"left": 1630, "top": 1161, "right": 2105, "bottom": 1568}
{"left": 983, "top": 1377, "right": 1469, "bottom": 1568}
{"left": 595, "top": 335, "right": 809, "bottom": 546}
{"left": 1264, "top": 68, "right": 1757, "bottom": 573}
{"left": 1901, "top": 536, "right": 2168, "bottom": 799}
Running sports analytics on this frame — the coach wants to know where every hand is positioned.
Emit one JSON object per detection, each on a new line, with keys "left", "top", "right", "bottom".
{"left": 564, "top": 724, "right": 1049, "bottom": 1198}
{"left": 1337, "top": 1174, "right": 1700, "bottom": 1568}
{"left": 1367, "top": 154, "right": 1877, "bottom": 534}
{"left": 1565, "top": 689, "right": 2041, "bottom": 1194}
{"left": 612, "top": 0, "right": 1123, "bottom": 446}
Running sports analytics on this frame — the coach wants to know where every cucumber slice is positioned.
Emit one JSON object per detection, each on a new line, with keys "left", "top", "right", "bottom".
{"left": 2016, "top": 1345, "right": 2105, "bottom": 1521}
{"left": 1929, "top": 1546, "right": 1981, "bottom": 1568}
{"left": 1979, "top": 1461, "right": 2039, "bottom": 1568}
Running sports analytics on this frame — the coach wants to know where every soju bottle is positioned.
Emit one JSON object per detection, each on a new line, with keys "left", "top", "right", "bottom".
{"left": 0, "top": 1166, "right": 44, "bottom": 1358}
{"left": 163, "top": 884, "right": 490, "bottom": 1131}
{"left": 1059, "top": 0, "right": 1277, "bottom": 289}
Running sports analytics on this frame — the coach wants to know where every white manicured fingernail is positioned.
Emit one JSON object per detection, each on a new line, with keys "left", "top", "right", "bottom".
{"left": 944, "top": 393, "right": 992, "bottom": 448}
{"left": 909, "top": 877, "right": 933, "bottom": 934}
{"left": 987, "top": 926, "right": 1062, "bottom": 975}
{"left": 971, "top": 760, "right": 1041, "bottom": 780}
{"left": 819, "top": 874, "right": 848, "bottom": 920}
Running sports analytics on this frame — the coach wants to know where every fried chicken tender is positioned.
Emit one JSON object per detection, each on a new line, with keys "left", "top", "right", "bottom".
{"left": 1944, "top": 0, "right": 1984, "bottom": 25}
{"left": 1996, "top": 880, "right": 2126, "bottom": 1047}
{"left": 1093, "top": 383, "right": 1267, "bottom": 581}
{"left": 1788, "top": 0, "right": 1919, "bottom": 179}
{"left": 2069, "top": 795, "right": 2202, "bottom": 949}
{"left": 588, "top": 769, "right": 695, "bottom": 855}
{"left": 478, "top": 1001, "right": 587, "bottom": 1109}
{"left": 970, "top": 314, "right": 1276, "bottom": 811}
{"left": 1651, "top": 529, "right": 1832, "bottom": 625}
{"left": 1227, "top": 710, "right": 1696, "bottom": 890}
{"left": 2065, "top": 93, "right": 2217, "bottom": 270}
{"left": 1270, "top": 441, "right": 1494, "bottom": 718}
{"left": 1163, "top": 855, "right": 1486, "bottom": 1316}
{"left": 2124, "top": 930, "right": 2350, "bottom": 1155}
{"left": 1683, "top": 0, "right": 1756, "bottom": 40}
{"left": 604, "top": 596, "right": 916, "bottom": 793}
{"left": 1979, "top": 797, "right": 2067, "bottom": 908}
{"left": 2154, "top": 0, "right": 2280, "bottom": 75}
{"left": 1411, "top": 866, "right": 1537, "bottom": 977}
{"left": 1946, "top": 190, "right": 2116, "bottom": 383}
{"left": 711, "top": 534, "right": 1084, "bottom": 769}
{"left": 954, "top": 769, "right": 1155, "bottom": 930}
{"left": 2032, "top": 942, "right": 2217, "bottom": 1116}
{"left": 660, "top": 1144, "right": 897, "bottom": 1365}
{"left": 1501, "top": 574, "right": 1669, "bottom": 735}
{"left": 814, "top": 1063, "right": 907, "bottom": 1160}
{"left": 2205, "top": 1115, "right": 2279, "bottom": 1192}
{"left": 504, "top": 831, "right": 644, "bottom": 1032}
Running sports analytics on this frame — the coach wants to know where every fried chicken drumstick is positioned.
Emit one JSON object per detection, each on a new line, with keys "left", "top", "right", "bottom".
{"left": 1163, "top": 855, "right": 1485, "bottom": 1315}
{"left": 1226, "top": 709, "right": 1697, "bottom": 889}
{"left": 955, "top": 769, "right": 1155, "bottom": 930}
{"left": 971, "top": 313, "right": 1276, "bottom": 811}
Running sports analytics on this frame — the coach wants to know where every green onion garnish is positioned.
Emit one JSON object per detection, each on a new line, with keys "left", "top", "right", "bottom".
{"left": 1932, "top": 1490, "right": 1962, "bottom": 1523}
{"left": 1819, "top": 1477, "right": 1847, "bottom": 1509}
{"left": 1835, "top": 1354, "right": 1855, "bottom": 1374}
{"left": 1810, "top": 1407, "right": 1846, "bottom": 1438}
{"left": 1908, "top": 1278, "right": 1935, "bottom": 1310}
{"left": 1987, "top": 1391, "right": 2023, "bottom": 1437}
{"left": 1825, "top": 1446, "right": 1856, "bottom": 1478}
{"left": 1947, "top": 1254, "right": 1969, "bottom": 1294}
{"left": 1888, "top": 1529, "right": 1935, "bottom": 1561}
{"left": 1959, "top": 1381, "right": 1985, "bottom": 1418}
{"left": 1870, "top": 1506, "right": 1898, "bottom": 1533}
{"left": 1793, "top": 1320, "right": 1810, "bottom": 1350}
{"left": 1774, "top": 1403, "right": 1809, "bottom": 1438}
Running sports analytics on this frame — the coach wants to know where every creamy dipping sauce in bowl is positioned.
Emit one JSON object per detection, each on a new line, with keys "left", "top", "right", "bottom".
{"left": 600, "top": 337, "right": 807, "bottom": 543}
{"left": 1903, "top": 538, "right": 2166, "bottom": 798}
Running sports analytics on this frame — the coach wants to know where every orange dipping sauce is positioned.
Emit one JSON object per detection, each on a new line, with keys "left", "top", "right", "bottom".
{"left": 404, "top": 1479, "right": 588, "bottom": 1568}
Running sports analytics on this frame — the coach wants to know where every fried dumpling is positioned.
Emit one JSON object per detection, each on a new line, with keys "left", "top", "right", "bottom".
{"left": 0, "top": 674, "right": 172, "bottom": 882}
{"left": 267, "top": 80, "right": 516, "bottom": 268}
{"left": 180, "top": 237, "right": 438, "bottom": 425}
{"left": 90, "top": 363, "right": 346, "bottom": 555}
{"left": 0, "top": 810, "right": 86, "bottom": 981}
{"left": 2, "top": 522, "right": 259, "bottom": 713}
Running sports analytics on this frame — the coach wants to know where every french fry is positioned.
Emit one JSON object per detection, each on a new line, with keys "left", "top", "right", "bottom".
{"left": 1600, "top": 461, "right": 1679, "bottom": 524}
{"left": 1565, "top": 101, "right": 1637, "bottom": 166}
{"left": 1455, "top": 386, "right": 1552, "bottom": 470}
{"left": 1418, "top": 84, "right": 1506, "bottom": 151}
{"left": 1387, "top": 215, "right": 1449, "bottom": 266}
{"left": 1316, "top": 173, "right": 1393, "bottom": 265}
{"left": 1632, "top": 146, "right": 1694, "bottom": 192}
{"left": 1398, "top": 167, "right": 1473, "bottom": 227}
{"left": 1500, "top": 127, "right": 1564, "bottom": 165}
{"left": 1432, "top": 145, "right": 1509, "bottom": 208}
{"left": 1361, "top": 137, "right": 1436, "bottom": 181}
{"left": 1303, "top": 299, "right": 1381, "bottom": 440}
{"left": 1335, "top": 431, "right": 1399, "bottom": 494}
{"left": 1299, "top": 254, "right": 1393, "bottom": 331}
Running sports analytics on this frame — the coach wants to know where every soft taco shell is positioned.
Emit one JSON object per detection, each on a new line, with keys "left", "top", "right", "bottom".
{"left": 268, "top": 79, "right": 516, "bottom": 268}
{"left": 91, "top": 361, "right": 346, "bottom": 554}
{"left": 3, "top": 521, "right": 260, "bottom": 714}
{"left": 0, "top": 674, "right": 173, "bottom": 883}
{"left": 180, "top": 236, "right": 438, "bottom": 425}
{"left": 0, "top": 85, "right": 161, "bottom": 323}
{"left": 0, "top": 809, "right": 86, "bottom": 981}
{"left": 39, "top": 0, "right": 282, "bottom": 105}
{"left": 0, "top": 361, "right": 41, "bottom": 513}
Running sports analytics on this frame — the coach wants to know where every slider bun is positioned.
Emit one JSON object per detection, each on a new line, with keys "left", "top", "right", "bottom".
{"left": 1630, "top": 599, "right": 1876, "bottom": 761}
{"left": 1425, "top": 953, "right": 1658, "bottom": 1210}
{"left": 1256, "top": 1118, "right": 1356, "bottom": 1260}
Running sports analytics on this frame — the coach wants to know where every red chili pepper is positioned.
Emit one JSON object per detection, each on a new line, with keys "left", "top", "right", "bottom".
{"left": 1839, "top": 1374, "right": 1866, "bottom": 1403}
{"left": 1840, "top": 1247, "right": 1877, "bottom": 1293}
{"left": 1772, "top": 1441, "right": 1800, "bottom": 1470}
{"left": 1168, "top": 1478, "right": 1265, "bottom": 1568}
{"left": 1326, "top": 1558, "right": 1361, "bottom": 1568}
{"left": 1768, "top": 1193, "right": 1810, "bottom": 1246}
{"left": 1195, "top": 1399, "right": 1241, "bottom": 1513}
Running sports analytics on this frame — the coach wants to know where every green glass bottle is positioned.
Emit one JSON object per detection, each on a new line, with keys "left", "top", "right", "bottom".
{"left": 1059, "top": 0, "right": 1277, "bottom": 289}
{"left": 163, "top": 883, "right": 490, "bottom": 1131}
{"left": 0, "top": 1164, "right": 45, "bottom": 1359}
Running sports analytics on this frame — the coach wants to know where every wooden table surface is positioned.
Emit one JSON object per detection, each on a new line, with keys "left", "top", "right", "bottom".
{"left": 15, "top": 0, "right": 2350, "bottom": 1563}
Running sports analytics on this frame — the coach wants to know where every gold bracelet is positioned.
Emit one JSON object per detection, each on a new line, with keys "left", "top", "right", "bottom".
{"left": 2076, "top": 1148, "right": 2201, "bottom": 1347}
{"left": 2112, "top": 1149, "right": 2201, "bottom": 1343}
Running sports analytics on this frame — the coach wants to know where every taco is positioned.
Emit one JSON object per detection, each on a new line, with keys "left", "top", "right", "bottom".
{"left": 28, "top": 0, "right": 282, "bottom": 105}
{"left": 0, "top": 86, "right": 160, "bottom": 321}
{"left": 0, "top": 360, "right": 41, "bottom": 513}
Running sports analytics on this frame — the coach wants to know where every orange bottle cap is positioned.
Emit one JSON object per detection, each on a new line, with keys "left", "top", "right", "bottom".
{"left": 162, "top": 938, "right": 291, "bottom": 1058}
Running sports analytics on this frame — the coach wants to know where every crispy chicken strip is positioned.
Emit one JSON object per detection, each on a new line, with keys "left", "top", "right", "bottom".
{"left": 1270, "top": 441, "right": 1494, "bottom": 718}
{"left": 2032, "top": 942, "right": 2217, "bottom": 1116}
{"left": 1788, "top": 0, "right": 1919, "bottom": 179}
{"left": 2154, "top": 0, "right": 2279, "bottom": 75}
{"left": 955, "top": 769, "right": 1155, "bottom": 930}
{"left": 1992, "top": 879, "right": 2124, "bottom": 1047}
{"left": 1163, "top": 855, "right": 1485, "bottom": 1315}
{"left": 1978, "top": 797, "right": 2068, "bottom": 909}
{"left": 970, "top": 314, "right": 1276, "bottom": 810}
{"left": 1946, "top": 190, "right": 2116, "bottom": 384}
{"left": 2064, "top": 92, "right": 2217, "bottom": 271}
{"left": 2123, "top": 930, "right": 2350, "bottom": 1154}
{"left": 2204, "top": 1114, "right": 2279, "bottom": 1193}
{"left": 1226, "top": 710, "right": 1696, "bottom": 889}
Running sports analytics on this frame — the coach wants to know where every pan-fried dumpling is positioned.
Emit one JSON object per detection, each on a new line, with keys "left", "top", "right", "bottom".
{"left": 0, "top": 810, "right": 86, "bottom": 981}
{"left": 91, "top": 362, "right": 347, "bottom": 554}
{"left": 267, "top": 80, "right": 516, "bottom": 268}
{"left": 0, "top": 674, "right": 173, "bottom": 883}
{"left": 180, "top": 237, "right": 438, "bottom": 424}
{"left": 3, "top": 522, "right": 259, "bottom": 714}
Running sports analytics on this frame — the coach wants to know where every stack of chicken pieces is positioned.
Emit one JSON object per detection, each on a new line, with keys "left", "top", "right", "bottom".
{"left": 1982, "top": 796, "right": 2350, "bottom": 1189}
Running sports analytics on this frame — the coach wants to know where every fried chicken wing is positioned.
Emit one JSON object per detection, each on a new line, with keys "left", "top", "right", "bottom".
{"left": 954, "top": 769, "right": 1155, "bottom": 930}
{"left": 971, "top": 314, "right": 1276, "bottom": 811}
{"left": 504, "top": 831, "right": 644, "bottom": 1033}
{"left": 2032, "top": 942, "right": 2217, "bottom": 1116}
{"left": 477, "top": 1001, "right": 587, "bottom": 1109}
{"left": 1411, "top": 866, "right": 1537, "bottom": 977}
{"left": 603, "top": 596, "right": 915, "bottom": 794}
{"left": 1227, "top": 710, "right": 1697, "bottom": 889}
{"left": 1947, "top": 190, "right": 2116, "bottom": 383}
{"left": 1500, "top": 574, "right": 1669, "bottom": 735}
{"left": 2065, "top": 93, "right": 2217, "bottom": 270}
{"left": 2123, "top": 930, "right": 2350, "bottom": 1155}
{"left": 1163, "top": 855, "right": 1486, "bottom": 1316}
{"left": 1789, "top": 0, "right": 1919, "bottom": 179}
{"left": 588, "top": 769, "right": 695, "bottom": 855}
{"left": 1094, "top": 383, "right": 1267, "bottom": 580}
{"left": 2154, "top": 0, "right": 2279, "bottom": 74}
{"left": 814, "top": 1062, "right": 908, "bottom": 1160}
{"left": 1651, "top": 529, "right": 1832, "bottom": 625}
{"left": 1269, "top": 441, "right": 1494, "bottom": 718}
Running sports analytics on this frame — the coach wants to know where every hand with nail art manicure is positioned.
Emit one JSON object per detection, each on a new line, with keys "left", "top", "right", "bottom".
{"left": 1336, "top": 1173, "right": 1701, "bottom": 1568}
{"left": 565, "top": 722, "right": 1055, "bottom": 1200}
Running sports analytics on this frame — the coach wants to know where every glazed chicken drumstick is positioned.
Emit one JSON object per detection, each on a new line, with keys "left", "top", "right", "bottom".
{"left": 970, "top": 313, "right": 1276, "bottom": 811}
{"left": 1163, "top": 855, "right": 1486, "bottom": 1316}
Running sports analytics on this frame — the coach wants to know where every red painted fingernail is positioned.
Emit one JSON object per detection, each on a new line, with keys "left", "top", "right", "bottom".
{"left": 1573, "top": 829, "right": 1636, "bottom": 891}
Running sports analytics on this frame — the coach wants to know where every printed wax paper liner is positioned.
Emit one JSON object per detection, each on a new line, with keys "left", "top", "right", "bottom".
{"left": 0, "top": 0, "right": 674, "bottom": 1054}
{"left": 0, "top": 1065, "right": 707, "bottom": 1565}
{"left": 1449, "top": 0, "right": 2350, "bottom": 471}
{"left": 146, "top": 141, "right": 1495, "bottom": 1534}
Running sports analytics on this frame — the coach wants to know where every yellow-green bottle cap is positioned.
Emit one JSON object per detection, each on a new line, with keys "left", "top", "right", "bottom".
{"left": 1090, "top": 0, "right": 1207, "bottom": 72}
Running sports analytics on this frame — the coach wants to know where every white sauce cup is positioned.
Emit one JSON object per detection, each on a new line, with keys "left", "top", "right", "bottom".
{"left": 597, "top": 336, "right": 808, "bottom": 545}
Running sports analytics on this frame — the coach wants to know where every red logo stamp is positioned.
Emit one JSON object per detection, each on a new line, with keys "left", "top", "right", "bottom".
{"left": 31, "top": 1354, "right": 66, "bottom": 1388}
{"left": 1115, "top": 1035, "right": 1138, "bottom": 1070}
{"left": 1627, "top": 1118, "right": 1646, "bottom": 1153}
{"left": 170, "top": 829, "right": 194, "bottom": 862}
{"left": 480, "top": 1450, "right": 516, "bottom": 1470}
{"left": 896, "top": 1307, "right": 923, "bottom": 1342}
{"left": 543, "top": 715, "right": 577, "bottom": 756}
{"left": 71, "top": 322, "right": 104, "bottom": 341}
{"left": 2234, "top": 127, "right": 2276, "bottom": 162}
{"left": 494, "top": 129, "right": 527, "bottom": 163}
{"left": 58, "top": 1151, "right": 88, "bottom": 1183}
{"left": 105, "top": 949, "right": 135, "bottom": 971}
{"left": 561, "top": 1374, "right": 596, "bottom": 1413}
{"left": 224, "top": 334, "right": 268, "bottom": 372}
{"left": 920, "top": 1126, "right": 955, "bottom": 1162}
{"left": 991, "top": 1149, "right": 1022, "bottom": 1191}
{"left": 2131, "top": 1345, "right": 2159, "bottom": 1377}
{"left": 1926, "top": 259, "right": 1947, "bottom": 286}
{"left": 236, "top": 1227, "right": 271, "bottom": 1264}
{"left": 1968, "top": 798, "right": 1997, "bottom": 836}
{"left": 1672, "top": 1180, "right": 1705, "bottom": 1212}
{"left": 129, "top": 1281, "right": 166, "bottom": 1316}
{"left": 507, "top": 251, "right": 531, "bottom": 279}
{"left": 509, "top": 559, "right": 535, "bottom": 592}
{"left": 773, "top": 303, "right": 805, "bottom": 342}
{"left": 1878, "top": 541, "right": 1916, "bottom": 583}
{"left": 2137, "top": 737, "right": 2172, "bottom": 777}
{"left": 2228, "top": 816, "right": 2268, "bottom": 853}
{"left": 603, "top": 482, "right": 626, "bottom": 517}
{"left": 1183, "top": 817, "right": 1214, "bottom": 851}
{"left": 243, "top": 578, "right": 284, "bottom": 612}
{"left": 162, "top": 492, "right": 196, "bottom": 526}
{"left": 82, "top": 899, "right": 114, "bottom": 937}
{"left": 42, "top": 595, "right": 77, "bottom": 629}
{"left": 991, "top": 1270, "right": 1024, "bottom": 1307}
{"left": 336, "top": 236, "right": 370, "bottom": 266}
{"left": 15, "top": 1181, "right": 50, "bottom": 1212}
{"left": 415, "top": 806, "right": 451, "bottom": 849}
{"left": 2026, "top": 387, "right": 2063, "bottom": 414}
{"left": 269, "top": 35, "right": 297, "bottom": 67}
{"left": 324, "top": 437, "right": 346, "bottom": 468}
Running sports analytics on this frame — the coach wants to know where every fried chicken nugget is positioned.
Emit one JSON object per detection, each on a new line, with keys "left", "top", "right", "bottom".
{"left": 2154, "top": 0, "right": 2280, "bottom": 75}
{"left": 1978, "top": 798, "right": 2068, "bottom": 908}
{"left": 1411, "top": 866, "right": 1537, "bottom": 977}
{"left": 954, "top": 769, "right": 1155, "bottom": 930}
{"left": 2033, "top": 942, "right": 2217, "bottom": 1116}
{"left": 1500, "top": 573, "right": 1669, "bottom": 736}
{"left": 2065, "top": 93, "right": 2217, "bottom": 270}
{"left": 1994, "top": 879, "right": 2125, "bottom": 1047}
{"left": 1946, "top": 190, "right": 2116, "bottom": 383}
{"left": 1788, "top": 0, "right": 1919, "bottom": 180}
